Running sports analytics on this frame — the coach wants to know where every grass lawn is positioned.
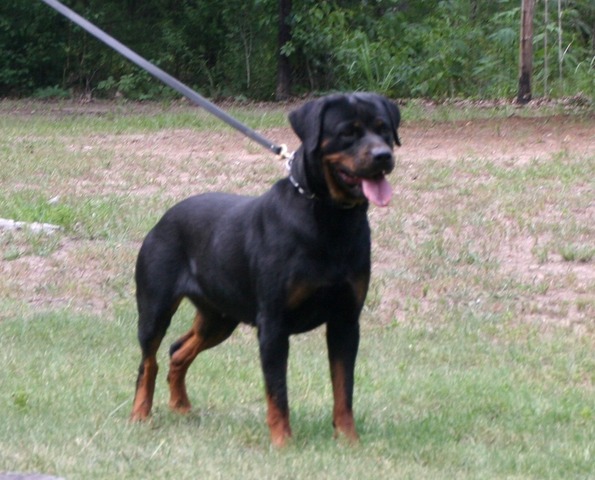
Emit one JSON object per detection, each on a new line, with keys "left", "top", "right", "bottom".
{"left": 0, "top": 99, "right": 593, "bottom": 479}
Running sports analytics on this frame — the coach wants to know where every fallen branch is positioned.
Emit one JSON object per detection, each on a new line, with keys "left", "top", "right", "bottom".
{"left": 0, "top": 218, "right": 62, "bottom": 234}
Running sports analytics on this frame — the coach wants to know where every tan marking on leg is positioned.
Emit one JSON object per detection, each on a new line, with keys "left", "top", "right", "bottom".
{"left": 167, "top": 312, "right": 237, "bottom": 413}
{"left": 131, "top": 334, "right": 163, "bottom": 421}
{"left": 266, "top": 393, "right": 292, "bottom": 448}
{"left": 167, "top": 327, "right": 197, "bottom": 413}
{"left": 131, "top": 356, "right": 159, "bottom": 421}
{"left": 330, "top": 359, "right": 358, "bottom": 443}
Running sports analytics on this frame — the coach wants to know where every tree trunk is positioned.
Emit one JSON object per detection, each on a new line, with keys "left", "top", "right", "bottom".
{"left": 275, "top": 0, "right": 292, "bottom": 100}
{"left": 543, "top": 0, "right": 548, "bottom": 97}
{"left": 557, "top": 0, "right": 563, "bottom": 85}
{"left": 517, "top": 0, "right": 535, "bottom": 104}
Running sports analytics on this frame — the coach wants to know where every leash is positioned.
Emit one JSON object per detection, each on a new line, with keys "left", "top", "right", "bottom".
{"left": 40, "top": 0, "right": 292, "bottom": 160}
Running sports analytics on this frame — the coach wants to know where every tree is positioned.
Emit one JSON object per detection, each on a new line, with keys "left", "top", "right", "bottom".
{"left": 517, "top": 0, "right": 536, "bottom": 104}
{"left": 1, "top": 0, "right": 593, "bottom": 99}
{"left": 275, "top": 0, "right": 292, "bottom": 100}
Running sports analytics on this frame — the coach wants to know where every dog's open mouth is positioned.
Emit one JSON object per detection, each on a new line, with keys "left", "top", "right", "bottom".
{"left": 336, "top": 168, "right": 392, "bottom": 207}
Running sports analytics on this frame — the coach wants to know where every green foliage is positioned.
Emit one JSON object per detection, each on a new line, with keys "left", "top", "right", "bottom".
{"left": 32, "top": 85, "right": 72, "bottom": 100}
{"left": 287, "top": 0, "right": 593, "bottom": 99}
{"left": 96, "top": 73, "right": 170, "bottom": 101}
{"left": 0, "top": 0, "right": 68, "bottom": 95}
{"left": 0, "top": 0, "right": 593, "bottom": 99}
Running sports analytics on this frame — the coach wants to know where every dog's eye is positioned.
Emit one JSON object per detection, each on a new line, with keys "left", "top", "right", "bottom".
{"left": 340, "top": 124, "right": 361, "bottom": 140}
{"left": 374, "top": 121, "right": 390, "bottom": 136}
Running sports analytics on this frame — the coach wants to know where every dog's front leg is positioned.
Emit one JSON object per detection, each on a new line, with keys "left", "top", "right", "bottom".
{"left": 327, "top": 318, "right": 360, "bottom": 443}
{"left": 258, "top": 320, "right": 292, "bottom": 447}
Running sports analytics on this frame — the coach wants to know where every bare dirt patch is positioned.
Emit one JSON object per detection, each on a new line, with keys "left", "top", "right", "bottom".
{"left": 401, "top": 115, "right": 594, "bottom": 331}
{"left": 1, "top": 106, "right": 593, "bottom": 332}
{"left": 1, "top": 236, "right": 137, "bottom": 319}
{"left": 401, "top": 114, "right": 593, "bottom": 163}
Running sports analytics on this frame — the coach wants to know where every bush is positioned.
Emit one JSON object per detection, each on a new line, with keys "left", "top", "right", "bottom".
{"left": 0, "top": 0, "right": 592, "bottom": 99}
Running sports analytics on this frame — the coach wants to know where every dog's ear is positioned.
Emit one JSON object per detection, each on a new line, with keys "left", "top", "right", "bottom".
{"left": 381, "top": 98, "right": 401, "bottom": 146}
{"left": 353, "top": 92, "right": 402, "bottom": 146}
{"left": 288, "top": 98, "right": 328, "bottom": 155}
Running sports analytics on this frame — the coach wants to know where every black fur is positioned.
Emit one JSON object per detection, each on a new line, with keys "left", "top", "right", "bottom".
{"left": 131, "top": 93, "right": 401, "bottom": 446}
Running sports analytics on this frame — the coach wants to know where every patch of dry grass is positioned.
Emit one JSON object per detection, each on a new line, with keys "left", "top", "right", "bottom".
{"left": 0, "top": 101, "right": 593, "bottom": 479}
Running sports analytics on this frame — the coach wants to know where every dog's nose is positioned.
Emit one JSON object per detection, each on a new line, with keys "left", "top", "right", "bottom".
{"left": 371, "top": 146, "right": 393, "bottom": 164}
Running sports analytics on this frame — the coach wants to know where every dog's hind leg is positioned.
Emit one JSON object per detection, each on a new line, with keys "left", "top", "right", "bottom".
{"left": 167, "top": 308, "right": 238, "bottom": 413}
{"left": 130, "top": 293, "right": 183, "bottom": 421}
{"left": 131, "top": 336, "right": 163, "bottom": 421}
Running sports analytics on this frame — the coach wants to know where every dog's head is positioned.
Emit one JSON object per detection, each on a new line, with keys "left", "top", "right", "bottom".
{"left": 289, "top": 93, "right": 400, "bottom": 207}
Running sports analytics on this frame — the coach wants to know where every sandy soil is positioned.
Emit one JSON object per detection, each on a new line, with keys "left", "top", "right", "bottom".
{"left": 1, "top": 104, "right": 593, "bottom": 333}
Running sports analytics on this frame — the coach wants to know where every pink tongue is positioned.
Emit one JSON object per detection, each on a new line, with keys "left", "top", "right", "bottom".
{"left": 362, "top": 177, "right": 392, "bottom": 207}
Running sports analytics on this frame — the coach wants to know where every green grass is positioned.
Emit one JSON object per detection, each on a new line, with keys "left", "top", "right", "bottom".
{"left": 0, "top": 190, "right": 166, "bottom": 240}
{"left": 0, "top": 101, "right": 289, "bottom": 136}
{"left": 559, "top": 244, "right": 595, "bottom": 263}
{"left": 0, "top": 311, "right": 592, "bottom": 479}
{"left": 0, "top": 101, "right": 593, "bottom": 479}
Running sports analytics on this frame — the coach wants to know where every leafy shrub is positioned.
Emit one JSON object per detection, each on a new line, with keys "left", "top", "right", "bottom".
{"left": 0, "top": 0, "right": 592, "bottom": 99}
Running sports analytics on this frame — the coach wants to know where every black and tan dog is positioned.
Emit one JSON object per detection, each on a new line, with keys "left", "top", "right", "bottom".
{"left": 130, "top": 93, "right": 401, "bottom": 447}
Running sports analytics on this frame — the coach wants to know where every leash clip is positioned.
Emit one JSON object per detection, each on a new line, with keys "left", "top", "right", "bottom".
{"left": 277, "top": 144, "right": 295, "bottom": 171}
{"left": 278, "top": 144, "right": 314, "bottom": 200}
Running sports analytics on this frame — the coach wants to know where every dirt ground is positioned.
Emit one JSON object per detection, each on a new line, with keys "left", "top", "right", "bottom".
{"left": 1, "top": 103, "right": 594, "bottom": 333}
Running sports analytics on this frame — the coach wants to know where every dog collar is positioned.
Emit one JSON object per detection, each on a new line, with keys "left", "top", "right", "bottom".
{"left": 288, "top": 174, "right": 316, "bottom": 200}
{"left": 286, "top": 154, "right": 317, "bottom": 200}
